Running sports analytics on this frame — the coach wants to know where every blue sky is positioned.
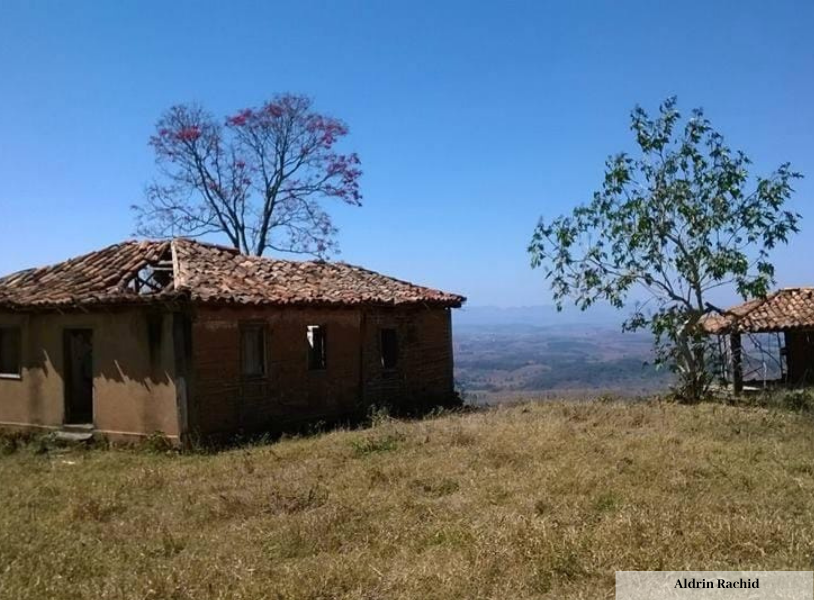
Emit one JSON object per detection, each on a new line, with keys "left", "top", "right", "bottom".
{"left": 0, "top": 0, "right": 811, "bottom": 308}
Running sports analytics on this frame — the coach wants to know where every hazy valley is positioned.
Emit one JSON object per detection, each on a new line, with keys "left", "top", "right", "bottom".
{"left": 452, "top": 306, "right": 671, "bottom": 403}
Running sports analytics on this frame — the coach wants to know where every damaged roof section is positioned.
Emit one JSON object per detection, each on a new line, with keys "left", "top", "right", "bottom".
{"left": 0, "top": 241, "right": 178, "bottom": 310}
{"left": 701, "top": 288, "right": 814, "bottom": 334}
{"left": 0, "top": 238, "right": 465, "bottom": 311}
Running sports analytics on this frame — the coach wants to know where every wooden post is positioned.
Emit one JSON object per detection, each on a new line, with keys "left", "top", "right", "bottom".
{"left": 730, "top": 332, "right": 743, "bottom": 394}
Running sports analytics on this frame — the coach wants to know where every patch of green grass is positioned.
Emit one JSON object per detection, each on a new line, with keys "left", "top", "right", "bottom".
{"left": 593, "top": 490, "right": 622, "bottom": 513}
{"left": 349, "top": 432, "right": 403, "bottom": 456}
{"left": 2, "top": 400, "right": 814, "bottom": 599}
{"left": 413, "top": 476, "right": 460, "bottom": 497}
{"left": 735, "top": 388, "right": 814, "bottom": 413}
{"left": 0, "top": 431, "right": 58, "bottom": 455}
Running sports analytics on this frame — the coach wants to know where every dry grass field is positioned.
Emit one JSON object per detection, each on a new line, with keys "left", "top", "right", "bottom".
{"left": 2, "top": 400, "right": 814, "bottom": 600}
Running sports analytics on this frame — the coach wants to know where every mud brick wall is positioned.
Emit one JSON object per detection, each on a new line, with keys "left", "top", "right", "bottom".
{"left": 190, "top": 305, "right": 454, "bottom": 434}
{"left": 191, "top": 306, "right": 362, "bottom": 433}
{"left": 361, "top": 307, "right": 454, "bottom": 410}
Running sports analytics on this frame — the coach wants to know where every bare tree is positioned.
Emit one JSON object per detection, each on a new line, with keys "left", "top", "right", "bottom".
{"left": 133, "top": 94, "right": 362, "bottom": 256}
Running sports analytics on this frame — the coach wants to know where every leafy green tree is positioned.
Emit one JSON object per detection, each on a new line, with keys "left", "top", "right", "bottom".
{"left": 529, "top": 98, "right": 802, "bottom": 400}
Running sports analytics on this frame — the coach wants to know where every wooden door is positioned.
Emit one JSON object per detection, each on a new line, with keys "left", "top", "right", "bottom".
{"left": 64, "top": 329, "right": 93, "bottom": 424}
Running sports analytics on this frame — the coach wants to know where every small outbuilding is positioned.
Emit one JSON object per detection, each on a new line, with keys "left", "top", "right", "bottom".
{"left": 702, "top": 288, "right": 814, "bottom": 392}
{"left": 0, "top": 239, "right": 464, "bottom": 442}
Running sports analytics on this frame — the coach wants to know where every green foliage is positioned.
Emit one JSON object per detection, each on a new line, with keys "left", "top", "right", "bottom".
{"left": 736, "top": 388, "right": 814, "bottom": 413}
{"left": 0, "top": 431, "right": 57, "bottom": 455}
{"left": 0, "top": 432, "right": 27, "bottom": 455}
{"left": 529, "top": 97, "right": 803, "bottom": 401}
{"left": 413, "top": 476, "right": 460, "bottom": 497}
{"left": 141, "top": 431, "right": 175, "bottom": 454}
{"left": 593, "top": 490, "right": 622, "bottom": 513}
{"left": 349, "top": 432, "right": 403, "bottom": 456}
{"left": 781, "top": 390, "right": 814, "bottom": 413}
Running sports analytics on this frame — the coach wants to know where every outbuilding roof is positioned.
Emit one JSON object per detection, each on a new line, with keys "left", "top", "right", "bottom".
{"left": 0, "top": 238, "right": 465, "bottom": 311}
{"left": 701, "top": 288, "right": 814, "bottom": 334}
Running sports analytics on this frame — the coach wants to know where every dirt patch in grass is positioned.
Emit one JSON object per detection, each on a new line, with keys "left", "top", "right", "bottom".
{"left": 2, "top": 400, "right": 814, "bottom": 599}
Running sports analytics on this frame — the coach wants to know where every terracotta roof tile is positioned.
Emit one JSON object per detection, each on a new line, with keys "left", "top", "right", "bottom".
{"left": 701, "top": 288, "right": 814, "bottom": 334}
{"left": 0, "top": 238, "right": 465, "bottom": 311}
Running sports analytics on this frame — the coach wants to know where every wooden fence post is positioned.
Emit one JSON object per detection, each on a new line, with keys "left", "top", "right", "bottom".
{"left": 730, "top": 332, "right": 743, "bottom": 394}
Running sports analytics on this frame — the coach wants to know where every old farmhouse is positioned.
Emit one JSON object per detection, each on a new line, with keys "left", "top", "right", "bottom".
{"left": 0, "top": 239, "right": 465, "bottom": 442}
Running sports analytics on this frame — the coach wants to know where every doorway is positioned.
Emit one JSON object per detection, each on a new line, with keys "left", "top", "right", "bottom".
{"left": 64, "top": 329, "right": 93, "bottom": 424}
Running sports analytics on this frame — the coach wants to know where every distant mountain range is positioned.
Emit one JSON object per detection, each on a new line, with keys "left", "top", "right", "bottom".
{"left": 451, "top": 304, "right": 670, "bottom": 401}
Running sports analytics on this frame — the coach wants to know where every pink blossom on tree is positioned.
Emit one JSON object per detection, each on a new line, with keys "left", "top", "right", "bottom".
{"left": 133, "top": 94, "right": 363, "bottom": 257}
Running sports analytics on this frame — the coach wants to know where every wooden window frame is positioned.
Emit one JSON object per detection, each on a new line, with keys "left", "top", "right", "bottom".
{"left": 380, "top": 327, "right": 399, "bottom": 370}
{"left": 240, "top": 323, "right": 267, "bottom": 379}
{"left": 307, "top": 324, "right": 327, "bottom": 371}
{"left": 0, "top": 326, "right": 22, "bottom": 380}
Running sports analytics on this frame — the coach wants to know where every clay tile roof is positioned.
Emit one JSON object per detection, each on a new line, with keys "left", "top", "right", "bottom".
{"left": 701, "top": 288, "right": 814, "bottom": 334}
{"left": 0, "top": 238, "right": 465, "bottom": 311}
{"left": 0, "top": 241, "right": 178, "bottom": 310}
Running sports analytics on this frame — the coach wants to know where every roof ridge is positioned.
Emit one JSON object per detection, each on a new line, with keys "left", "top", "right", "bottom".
{"left": 725, "top": 289, "right": 780, "bottom": 319}
{"left": 173, "top": 237, "right": 241, "bottom": 254}
{"left": 332, "top": 260, "right": 452, "bottom": 294}
{"left": 230, "top": 254, "right": 455, "bottom": 297}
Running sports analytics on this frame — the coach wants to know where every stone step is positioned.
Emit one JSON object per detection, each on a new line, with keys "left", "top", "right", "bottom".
{"left": 61, "top": 423, "right": 93, "bottom": 433}
{"left": 54, "top": 430, "right": 94, "bottom": 443}
{"left": 55, "top": 424, "right": 95, "bottom": 443}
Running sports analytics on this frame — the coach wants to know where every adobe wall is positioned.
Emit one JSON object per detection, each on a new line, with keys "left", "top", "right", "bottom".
{"left": 0, "top": 309, "right": 180, "bottom": 440}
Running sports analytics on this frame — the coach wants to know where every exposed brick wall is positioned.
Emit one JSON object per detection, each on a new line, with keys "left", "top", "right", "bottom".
{"left": 190, "top": 307, "right": 362, "bottom": 434}
{"left": 361, "top": 307, "right": 454, "bottom": 410}
{"left": 189, "top": 305, "right": 455, "bottom": 434}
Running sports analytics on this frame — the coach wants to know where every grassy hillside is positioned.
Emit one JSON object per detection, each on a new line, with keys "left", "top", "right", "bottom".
{"left": 2, "top": 401, "right": 814, "bottom": 599}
